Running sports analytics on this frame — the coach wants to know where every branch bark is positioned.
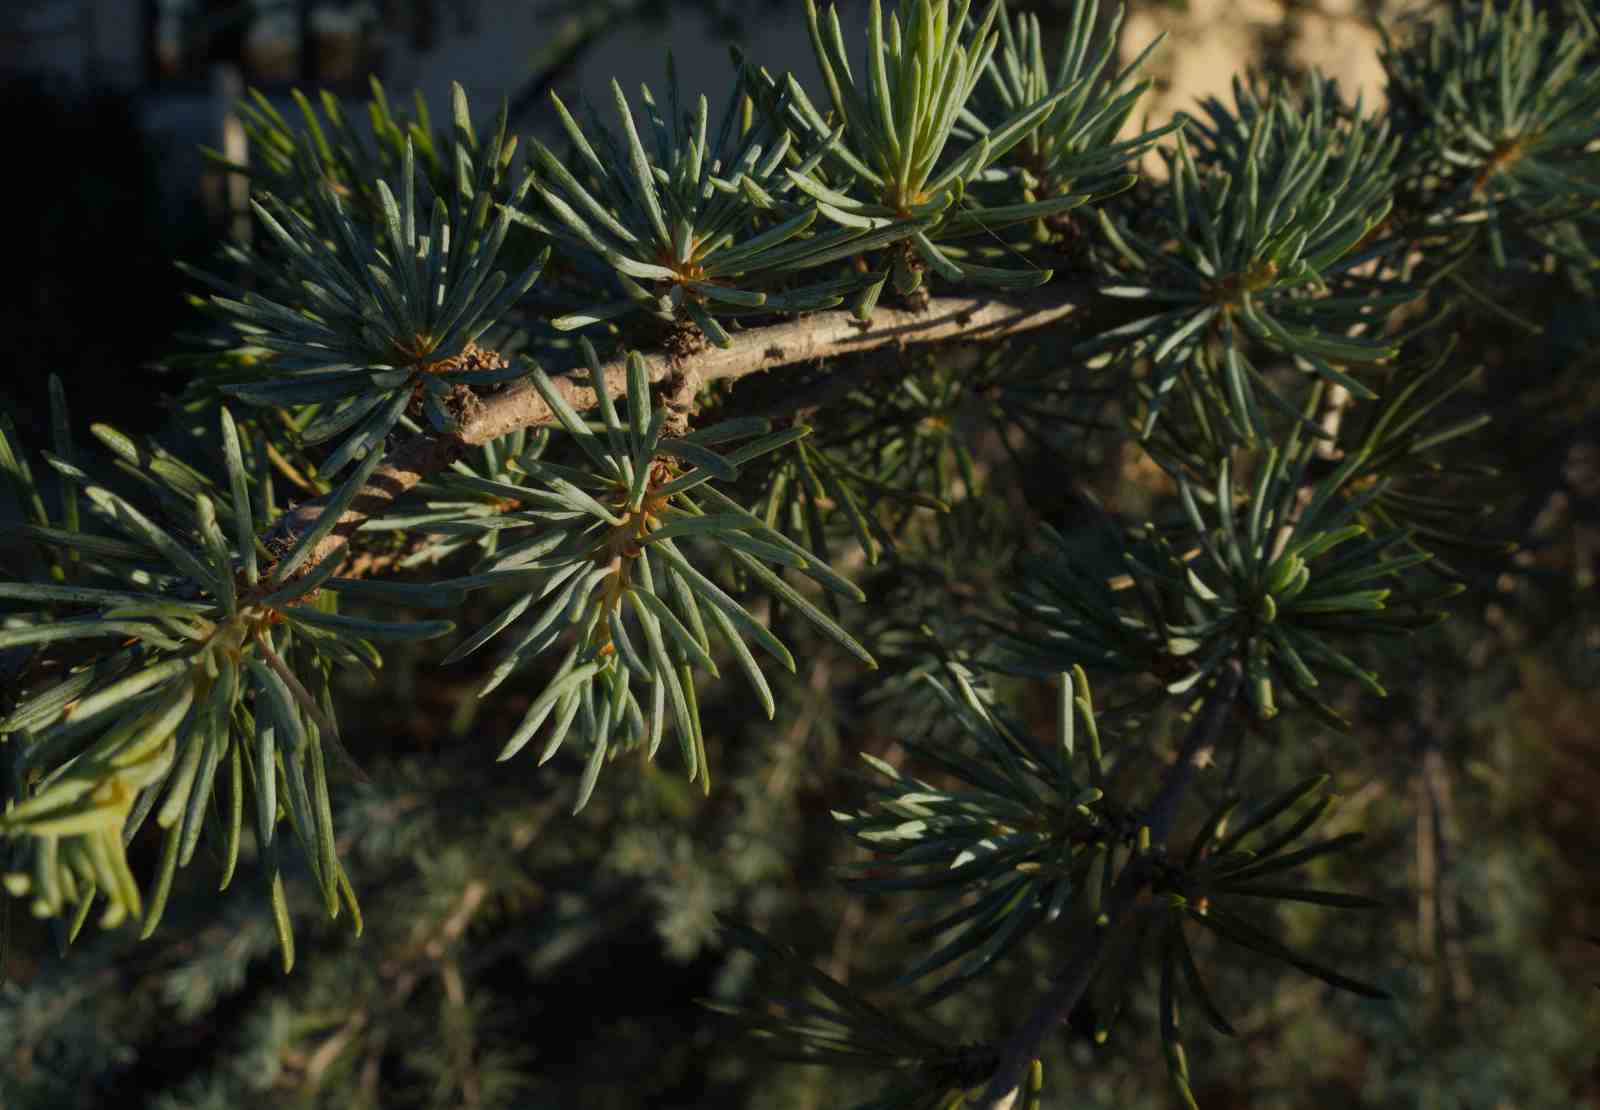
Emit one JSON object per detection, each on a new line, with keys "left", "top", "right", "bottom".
{"left": 262, "top": 288, "right": 1088, "bottom": 586}
{"left": 976, "top": 659, "right": 1243, "bottom": 1110}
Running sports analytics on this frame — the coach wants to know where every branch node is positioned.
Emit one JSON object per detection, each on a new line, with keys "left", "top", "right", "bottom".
{"left": 663, "top": 365, "right": 703, "bottom": 439}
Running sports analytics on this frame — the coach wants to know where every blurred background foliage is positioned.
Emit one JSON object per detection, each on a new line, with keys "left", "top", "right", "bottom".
{"left": 2, "top": 0, "right": 1599, "bottom": 1107}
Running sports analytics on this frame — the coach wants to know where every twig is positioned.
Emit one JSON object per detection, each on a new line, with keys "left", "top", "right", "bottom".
{"left": 260, "top": 288, "right": 1088, "bottom": 587}
{"left": 304, "top": 878, "right": 490, "bottom": 1095}
{"left": 1269, "top": 383, "right": 1355, "bottom": 564}
{"left": 1418, "top": 743, "right": 1473, "bottom": 1006}
{"left": 975, "top": 659, "right": 1243, "bottom": 1110}
{"left": 1142, "top": 662, "right": 1244, "bottom": 839}
{"left": 303, "top": 1010, "right": 368, "bottom": 1088}
{"left": 378, "top": 879, "right": 491, "bottom": 1016}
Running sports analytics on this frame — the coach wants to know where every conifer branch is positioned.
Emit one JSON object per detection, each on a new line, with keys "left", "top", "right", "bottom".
{"left": 8, "top": 0, "right": 1585, "bottom": 1096}
{"left": 977, "top": 659, "right": 1244, "bottom": 1109}
{"left": 262, "top": 288, "right": 1088, "bottom": 585}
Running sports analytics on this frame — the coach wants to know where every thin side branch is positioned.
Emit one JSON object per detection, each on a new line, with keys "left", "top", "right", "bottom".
{"left": 977, "top": 659, "right": 1243, "bottom": 1109}
{"left": 263, "top": 288, "right": 1088, "bottom": 584}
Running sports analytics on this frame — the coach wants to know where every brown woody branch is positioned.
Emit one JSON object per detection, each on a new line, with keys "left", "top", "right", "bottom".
{"left": 263, "top": 287, "right": 1088, "bottom": 585}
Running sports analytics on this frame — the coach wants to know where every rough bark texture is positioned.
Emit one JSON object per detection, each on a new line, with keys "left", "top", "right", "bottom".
{"left": 262, "top": 289, "right": 1088, "bottom": 584}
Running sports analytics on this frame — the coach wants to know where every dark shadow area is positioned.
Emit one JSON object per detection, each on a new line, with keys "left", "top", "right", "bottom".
{"left": 1, "top": 73, "right": 210, "bottom": 452}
